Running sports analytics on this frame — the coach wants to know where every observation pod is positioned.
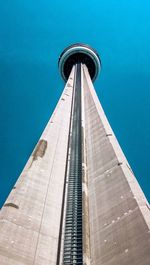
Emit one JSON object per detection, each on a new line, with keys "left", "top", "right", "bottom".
{"left": 58, "top": 43, "right": 101, "bottom": 82}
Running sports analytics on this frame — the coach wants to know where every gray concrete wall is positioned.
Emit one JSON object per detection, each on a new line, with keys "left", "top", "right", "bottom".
{"left": 82, "top": 64, "right": 150, "bottom": 265}
{"left": 0, "top": 67, "right": 75, "bottom": 265}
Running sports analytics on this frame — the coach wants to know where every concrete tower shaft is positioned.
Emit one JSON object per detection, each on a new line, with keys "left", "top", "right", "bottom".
{"left": 0, "top": 43, "right": 150, "bottom": 265}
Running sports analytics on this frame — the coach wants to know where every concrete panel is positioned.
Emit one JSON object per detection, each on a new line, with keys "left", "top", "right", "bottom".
{"left": 0, "top": 68, "right": 75, "bottom": 264}
{"left": 82, "top": 64, "right": 150, "bottom": 265}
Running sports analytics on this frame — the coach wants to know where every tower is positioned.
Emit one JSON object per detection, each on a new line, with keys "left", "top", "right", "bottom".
{"left": 0, "top": 43, "right": 150, "bottom": 265}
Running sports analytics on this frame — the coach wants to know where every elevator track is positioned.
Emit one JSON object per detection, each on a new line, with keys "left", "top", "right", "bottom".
{"left": 63, "top": 64, "right": 83, "bottom": 265}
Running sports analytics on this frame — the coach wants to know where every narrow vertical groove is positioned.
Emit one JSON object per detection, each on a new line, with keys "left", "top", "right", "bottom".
{"left": 63, "top": 64, "right": 83, "bottom": 264}
{"left": 56, "top": 67, "right": 75, "bottom": 265}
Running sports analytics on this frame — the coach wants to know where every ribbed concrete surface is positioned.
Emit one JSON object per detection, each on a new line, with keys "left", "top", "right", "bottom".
{"left": 0, "top": 68, "right": 75, "bottom": 265}
{"left": 83, "top": 64, "right": 150, "bottom": 265}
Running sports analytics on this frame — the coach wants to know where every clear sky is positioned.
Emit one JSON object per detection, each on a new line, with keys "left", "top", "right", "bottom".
{"left": 0, "top": 0, "right": 150, "bottom": 207}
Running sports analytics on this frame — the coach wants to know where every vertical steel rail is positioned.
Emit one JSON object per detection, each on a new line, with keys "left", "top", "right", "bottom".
{"left": 63, "top": 64, "right": 83, "bottom": 264}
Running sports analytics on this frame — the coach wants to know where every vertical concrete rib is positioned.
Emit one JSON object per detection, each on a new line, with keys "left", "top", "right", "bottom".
{"left": 83, "top": 64, "right": 150, "bottom": 265}
{"left": 81, "top": 64, "right": 91, "bottom": 265}
{"left": 0, "top": 67, "right": 75, "bottom": 265}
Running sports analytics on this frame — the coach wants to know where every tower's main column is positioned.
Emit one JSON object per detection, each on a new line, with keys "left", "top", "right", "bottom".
{"left": 0, "top": 43, "right": 150, "bottom": 265}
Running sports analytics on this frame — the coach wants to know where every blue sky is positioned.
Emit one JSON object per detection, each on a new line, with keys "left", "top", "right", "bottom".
{"left": 0, "top": 0, "right": 150, "bottom": 206}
